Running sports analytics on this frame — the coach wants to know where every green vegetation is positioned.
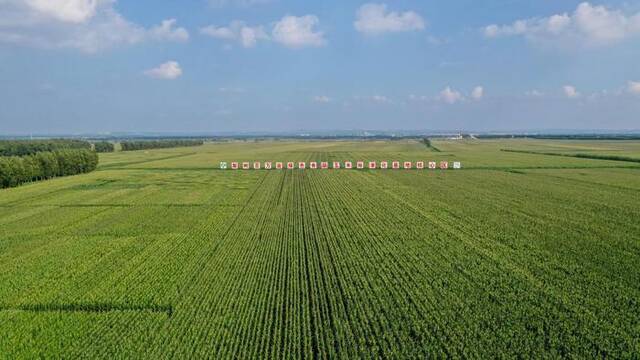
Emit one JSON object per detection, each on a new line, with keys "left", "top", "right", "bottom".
{"left": 0, "top": 139, "right": 91, "bottom": 156}
{"left": 0, "top": 139, "right": 639, "bottom": 357}
{"left": 0, "top": 149, "right": 98, "bottom": 189}
{"left": 93, "top": 141, "right": 115, "bottom": 153}
{"left": 502, "top": 148, "right": 640, "bottom": 163}
{"left": 120, "top": 139, "right": 204, "bottom": 151}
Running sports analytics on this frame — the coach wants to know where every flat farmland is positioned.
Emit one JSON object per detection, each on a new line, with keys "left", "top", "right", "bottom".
{"left": 1, "top": 140, "right": 639, "bottom": 358}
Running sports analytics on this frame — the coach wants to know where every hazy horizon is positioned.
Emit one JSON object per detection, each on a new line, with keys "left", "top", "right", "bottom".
{"left": 3, "top": 128, "right": 640, "bottom": 138}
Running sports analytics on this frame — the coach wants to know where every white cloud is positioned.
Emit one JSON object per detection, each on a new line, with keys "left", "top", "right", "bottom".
{"left": 202, "top": 15, "right": 326, "bottom": 49}
{"left": 628, "top": 81, "right": 640, "bottom": 95}
{"left": 201, "top": 21, "right": 268, "bottom": 48}
{"left": 272, "top": 15, "right": 326, "bottom": 48}
{"left": 23, "top": 0, "right": 100, "bottom": 24}
{"left": 354, "top": 95, "right": 393, "bottom": 104}
{"left": 144, "top": 61, "right": 182, "bottom": 80}
{"left": 370, "top": 95, "right": 391, "bottom": 103}
{"left": 312, "top": 95, "right": 331, "bottom": 103}
{"left": 0, "top": 1, "right": 187, "bottom": 52}
{"left": 525, "top": 90, "right": 544, "bottom": 97}
{"left": 471, "top": 86, "right": 484, "bottom": 100}
{"left": 201, "top": 26, "right": 235, "bottom": 40}
{"left": 563, "top": 85, "right": 580, "bottom": 98}
{"left": 483, "top": 2, "right": 640, "bottom": 47}
{"left": 150, "top": 19, "right": 189, "bottom": 42}
{"left": 354, "top": 3, "right": 425, "bottom": 35}
{"left": 586, "top": 89, "right": 611, "bottom": 100}
{"left": 439, "top": 87, "right": 463, "bottom": 104}
{"left": 239, "top": 26, "right": 268, "bottom": 48}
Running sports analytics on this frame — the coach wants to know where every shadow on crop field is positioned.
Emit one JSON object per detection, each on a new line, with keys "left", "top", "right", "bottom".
{"left": 98, "top": 153, "right": 198, "bottom": 170}
{"left": 0, "top": 302, "right": 173, "bottom": 317}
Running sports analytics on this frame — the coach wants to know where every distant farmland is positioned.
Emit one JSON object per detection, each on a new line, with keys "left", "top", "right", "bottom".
{"left": 1, "top": 139, "right": 639, "bottom": 358}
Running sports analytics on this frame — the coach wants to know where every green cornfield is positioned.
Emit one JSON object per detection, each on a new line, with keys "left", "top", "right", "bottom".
{"left": 1, "top": 139, "right": 639, "bottom": 358}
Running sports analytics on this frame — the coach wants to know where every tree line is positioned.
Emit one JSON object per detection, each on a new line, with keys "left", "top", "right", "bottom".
{"left": 120, "top": 139, "right": 204, "bottom": 151}
{"left": 93, "top": 141, "right": 115, "bottom": 153}
{"left": 0, "top": 149, "right": 98, "bottom": 189}
{"left": 0, "top": 139, "right": 91, "bottom": 157}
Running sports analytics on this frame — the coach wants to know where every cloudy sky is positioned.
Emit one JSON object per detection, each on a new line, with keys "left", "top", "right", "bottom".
{"left": 1, "top": 0, "right": 639, "bottom": 134}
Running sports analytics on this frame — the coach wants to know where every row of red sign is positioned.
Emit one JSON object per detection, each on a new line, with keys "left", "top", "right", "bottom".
{"left": 222, "top": 161, "right": 461, "bottom": 170}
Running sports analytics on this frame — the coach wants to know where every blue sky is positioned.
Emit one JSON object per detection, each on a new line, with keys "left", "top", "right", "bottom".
{"left": 0, "top": 0, "right": 639, "bottom": 134}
